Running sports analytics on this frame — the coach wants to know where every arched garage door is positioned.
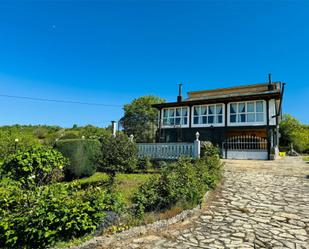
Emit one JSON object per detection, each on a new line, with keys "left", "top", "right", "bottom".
{"left": 222, "top": 135, "right": 268, "bottom": 160}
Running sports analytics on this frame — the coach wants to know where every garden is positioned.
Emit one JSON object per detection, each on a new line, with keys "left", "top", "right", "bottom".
{"left": 0, "top": 124, "right": 223, "bottom": 248}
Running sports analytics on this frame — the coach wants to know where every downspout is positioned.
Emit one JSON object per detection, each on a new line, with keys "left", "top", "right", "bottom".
{"left": 276, "top": 82, "right": 285, "bottom": 150}
{"left": 277, "top": 82, "right": 286, "bottom": 119}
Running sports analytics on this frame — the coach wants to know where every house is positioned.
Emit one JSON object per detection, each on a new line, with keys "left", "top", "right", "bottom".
{"left": 152, "top": 76, "right": 285, "bottom": 160}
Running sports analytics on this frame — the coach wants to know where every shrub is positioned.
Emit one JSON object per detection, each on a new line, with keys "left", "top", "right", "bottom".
{"left": 195, "top": 156, "right": 222, "bottom": 189}
{"left": 55, "top": 139, "right": 101, "bottom": 180}
{"left": 0, "top": 129, "right": 40, "bottom": 160}
{"left": 59, "top": 131, "right": 80, "bottom": 140}
{"left": 33, "top": 127, "right": 49, "bottom": 139}
{"left": 137, "top": 156, "right": 152, "bottom": 171}
{"left": 201, "top": 141, "right": 220, "bottom": 158}
{"left": 98, "top": 133, "right": 138, "bottom": 174}
{"left": 1, "top": 145, "right": 68, "bottom": 189}
{"left": 132, "top": 156, "right": 222, "bottom": 217}
{"left": 131, "top": 175, "right": 169, "bottom": 216}
{"left": 0, "top": 181, "right": 123, "bottom": 248}
{"left": 151, "top": 160, "right": 168, "bottom": 169}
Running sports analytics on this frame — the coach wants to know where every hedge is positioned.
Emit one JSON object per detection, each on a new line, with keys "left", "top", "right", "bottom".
{"left": 56, "top": 139, "right": 101, "bottom": 179}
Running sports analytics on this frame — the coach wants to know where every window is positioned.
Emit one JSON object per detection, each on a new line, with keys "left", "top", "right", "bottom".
{"left": 192, "top": 104, "right": 223, "bottom": 126}
{"left": 229, "top": 100, "right": 265, "bottom": 124}
{"left": 162, "top": 107, "right": 188, "bottom": 127}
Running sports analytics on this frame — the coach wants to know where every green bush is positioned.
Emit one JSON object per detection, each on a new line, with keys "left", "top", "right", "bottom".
{"left": 132, "top": 156, "right": 222, "bottom": 217}
{"left": 56, "top": 139, "right": 101, "bottom": 180}
{"left": 98, "top": 133, "right": 138, "bottom": 174}
{"left": 201, "top": 141, "right": 220, "bottom": 158}
{"left": 137, "top": 156, "right": 152, "bottom": 171}
{"left": 59, "top": 131, "right": 80, "bottom": 140}
{"left": 1, "top": 145, "right": 68, "bottom": 189}
{"left": 151, "top": 159, "right": 168, "bottom": 169}
{"left": 0, "top": 180, "right": 123, "bottom": 248}
{"left": 0, "top": 129, "right": 40, "bottom": 160}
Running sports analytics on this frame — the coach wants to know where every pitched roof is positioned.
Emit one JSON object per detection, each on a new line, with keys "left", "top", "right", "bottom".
{"left": 152, "top": 82, "right": 282, "bottom": 109}
{"left": 187, "top": 82, "right": 281, "bottom": 101}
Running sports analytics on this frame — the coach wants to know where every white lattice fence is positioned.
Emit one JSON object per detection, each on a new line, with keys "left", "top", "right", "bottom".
{"left": 136, "top": 132, "right": 201, "bottom": 159}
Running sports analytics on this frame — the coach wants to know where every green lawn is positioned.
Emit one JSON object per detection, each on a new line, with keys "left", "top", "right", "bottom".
{"left": 73, "top": 172, "right": 157, "bottom": 205}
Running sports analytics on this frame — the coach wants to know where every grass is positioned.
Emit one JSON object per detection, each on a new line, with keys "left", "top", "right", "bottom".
{"left": 72, "top": 172, "right": 157, "bottom": 205}
{"left": 116, "top": 173, "right": 156, "bottom": 205}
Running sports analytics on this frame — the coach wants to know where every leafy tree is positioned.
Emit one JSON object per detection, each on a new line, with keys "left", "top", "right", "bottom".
{"left": 98, "top": 133, "right": 138, "bottom": 186}
{"left": 280, "top": 114, "right": 309, "bottom": 153}
{"left": 120, "top": 95, "right": 164, "bottom": 143}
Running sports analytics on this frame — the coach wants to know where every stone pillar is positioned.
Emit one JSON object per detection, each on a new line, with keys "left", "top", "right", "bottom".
{"left": 194, "top": 132, "right": 201, "bottom": 159}
{"left": 111, "top": 121, "right": 117, "bottom": 137}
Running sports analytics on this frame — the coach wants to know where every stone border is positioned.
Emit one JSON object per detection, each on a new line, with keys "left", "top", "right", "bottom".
{"left": 65, "top": 191, "right": 211, "bottom": 249}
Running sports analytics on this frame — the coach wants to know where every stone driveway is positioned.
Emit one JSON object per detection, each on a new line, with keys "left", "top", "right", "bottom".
{"left": 97, "top": 157, "right": 309, "bottom": 249}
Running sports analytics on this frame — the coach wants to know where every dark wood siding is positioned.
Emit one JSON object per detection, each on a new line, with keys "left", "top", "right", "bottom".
{"left": 157, "top": 126, "right": 272, "bottom": 147}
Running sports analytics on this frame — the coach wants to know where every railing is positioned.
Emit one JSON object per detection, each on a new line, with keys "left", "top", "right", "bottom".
{"left": 222, "top": 135, "right": 267, "bottom": 151}
{"left": 136, "top": 132, "right": 201, "bottom": 159}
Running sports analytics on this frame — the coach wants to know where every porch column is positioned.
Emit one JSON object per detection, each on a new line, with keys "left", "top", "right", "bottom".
{"left": 266, "top": 99, "right": 271, "bottom": 160}
{"left": 224, "top": 102, "right": 228, "bottom": 159}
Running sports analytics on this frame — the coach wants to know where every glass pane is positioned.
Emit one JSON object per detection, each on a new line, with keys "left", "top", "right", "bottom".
{"left": 208, "top": 105, "right": 215, "bottom": 115}
{"left": 230, "top": 114, "right": 236, "bottom": 123}
{"left": 193, "top": 117, "right": 199, "bottom": 124}
{"left": 208, "top": 116, "right": 214, "bottom": 124}
{"left": 247, "top": 113, "right": 255, "bottom": 122}
{"left": 239, "top": 114, "right": 246, "bottom": 122}
{"left": 175, "top": 117, "right": 181, "bottom": 125}
{"left": 217, "top": 115, "right": 223, "bottom": 123}
{"left": 256, "top": 101, "right": 263, "bottom": 112}
{"left": 168, "top": 118, "right": 174, "bottom": 125}
{"left": 238, "top": 103, "right": 245, "bottom": 113}
{"left": 202, "top": 116, "right": 207, "bottom": 124}
{"left": 163, "top": 109, "right": 168, "bottom": 117}
{"left": 256, "top": 113, "right": 264, "bottom": 122}
{"left": 176, "top": 108, "right": 181, "bottom": 116}
{"left": 183, "top": 117, "right": 188, "bottom": 125}
{"left": 230, "top": 104, "right": 237, "bottom": 113}
{"left": 216, "top": 104, "right": 223, "bottom": 114}
{"left": 169, "top": 109, "right": 175, "bottom": 117}
{"left": 247, "top": 102, "right": 254, "bottom": 112}
{"left": 194, "top": 107, "right": 199, "bottom": 116}
{"left": 163, "top": 118, "right": 168, "bottom": 125}
{"left": 201, "top": 106, "right": 207, "bottom": 115}
{"left": 182, "top": 108, "right": 188, "bottom": 116}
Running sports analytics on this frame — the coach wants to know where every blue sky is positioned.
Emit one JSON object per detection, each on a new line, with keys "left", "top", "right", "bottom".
{"left": 0, "top": 1, "right": 308, "bottom": 127}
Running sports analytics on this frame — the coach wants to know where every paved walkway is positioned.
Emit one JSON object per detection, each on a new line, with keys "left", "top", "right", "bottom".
{"left": 98, "top": 157, "right": 309, "bottom": 249}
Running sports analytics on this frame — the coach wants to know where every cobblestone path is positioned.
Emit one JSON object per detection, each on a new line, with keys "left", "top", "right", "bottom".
{"left": 98, "top": 157, "right": 309, "bottom": 249}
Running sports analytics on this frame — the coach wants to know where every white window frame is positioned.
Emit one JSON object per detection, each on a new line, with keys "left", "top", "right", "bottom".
{"left": 191, "top": 103, "right": 225, "bottom": 127}
{"left": 227, "top": 100, "right": 267, "bottom": 126}
{"left": 161, "top": 106, "right": 190, "bottom": 128}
